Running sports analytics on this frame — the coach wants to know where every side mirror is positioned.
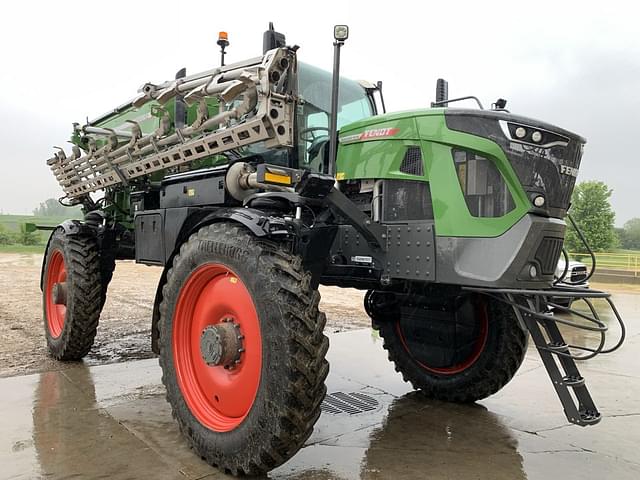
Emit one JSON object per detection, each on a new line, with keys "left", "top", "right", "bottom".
{"left": 435, "top": 78, "right": 449, "bottom": 104}
{"left": 263, "top": 22, "right": 286, "bottom": 53}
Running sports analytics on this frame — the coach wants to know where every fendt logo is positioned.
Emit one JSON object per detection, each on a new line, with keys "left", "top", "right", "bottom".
{"left": 339, "top": 127, "right": 400, "bottom": 144}
{"left": 559, "top": 164, "right": 579, "bottom": 177}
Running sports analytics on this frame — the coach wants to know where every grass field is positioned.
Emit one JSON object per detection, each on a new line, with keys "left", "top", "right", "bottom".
{"left": 0, "top": 214, "right": 80, "bottom": 253}
{"left": 0, "top": 214, "right": 75, "bottom": 231}
{"left": 569, "top": 250, "right": 640, "bottom": 272}
{"left": 0, "top": 244, "right": 46, "bottom": 254}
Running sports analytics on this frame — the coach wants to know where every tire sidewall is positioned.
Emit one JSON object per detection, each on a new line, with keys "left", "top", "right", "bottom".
{"left": 42, "top": 230, "right": 77, "bottom": 354}
{"left": 379, "top": 296, "right": 526, "bottom": 393}
{"left": 160, "top": 229, "right": 294, "bottom": 461}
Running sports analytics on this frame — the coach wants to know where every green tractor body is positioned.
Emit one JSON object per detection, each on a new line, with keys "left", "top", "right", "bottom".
{"left": 38, "top": 25, "right": 624, "bottom": 476}
{"left": 329, "top": 108, "right": 583, "bottom": 289}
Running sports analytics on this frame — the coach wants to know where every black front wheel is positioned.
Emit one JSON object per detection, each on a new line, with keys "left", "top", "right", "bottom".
{"left": 371, "top": 292, "right": 528, "bottom": 403}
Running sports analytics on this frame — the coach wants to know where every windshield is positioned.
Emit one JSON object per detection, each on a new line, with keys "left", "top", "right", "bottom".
{"left": 236, "top": 62, "right": 374, "bottom": 170}
{"left": 297, "top": 62, "right": 373, "bottom": 169}
{"left": 298, "top": 62, "right": 373, "bottom": 128}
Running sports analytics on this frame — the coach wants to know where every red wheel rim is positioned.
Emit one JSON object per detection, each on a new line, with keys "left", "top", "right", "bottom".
{"left": 172, "top": 263, "right": 262, "bottom": 432}
{"left": 45, "top": 250, "right": 67, "bottom": 338}
{"left": 397, "top": 298, "right": 489, "bottom": 376}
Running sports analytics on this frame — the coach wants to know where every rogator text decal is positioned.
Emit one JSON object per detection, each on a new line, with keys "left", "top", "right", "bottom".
{"left": 339, "top": 128, "right": 400, "bottom": 144}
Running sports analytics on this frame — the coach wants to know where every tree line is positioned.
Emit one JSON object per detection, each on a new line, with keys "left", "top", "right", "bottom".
{"left": 33, "top": 198, "right": 83, "bottom": 218}
{"left": 564, "top": 180, "right": 638, "bottom": 253}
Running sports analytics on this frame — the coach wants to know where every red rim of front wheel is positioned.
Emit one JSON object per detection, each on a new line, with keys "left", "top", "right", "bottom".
{"left": 172, "top": 263, "right": 262, "bottom": 432}
{"left": 45, "top": 250, "right": 66, "bottom": 338}
{"left": 396, "top": 297, "right": 489, "bottom": 375}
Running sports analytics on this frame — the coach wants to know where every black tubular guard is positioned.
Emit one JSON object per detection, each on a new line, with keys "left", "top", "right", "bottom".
{"left": 465, "top": 286, "right": 626, "bottom": 360}
{"left": 464, "top": 285, "right": 625, "bottom": 427}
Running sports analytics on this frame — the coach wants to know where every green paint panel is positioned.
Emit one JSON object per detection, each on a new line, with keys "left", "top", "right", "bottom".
{"left": 337, "top": 116, "right": 422, "bottom": 179}
{"left": 336, "top": 109, "right": 531, "bottom": 238}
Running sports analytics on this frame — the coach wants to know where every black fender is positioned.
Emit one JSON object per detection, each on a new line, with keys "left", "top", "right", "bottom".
{"left": 39, "top": 220, "right": 95, "bottom": 291}
{"left": 194, "top": 207, "right": 289, "bottom": 238}
{"left": 150, "top": 206, "right": 292, "bottom": 353}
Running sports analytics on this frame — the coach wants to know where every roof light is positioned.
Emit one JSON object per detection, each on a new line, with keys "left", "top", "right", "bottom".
{"left": 532, "top": 131, "right": 543, "bottom": 143}
{"left": 515, "top": 127, "right": 527, "bottom": 139}
{"left": 334, "top": 25, "right": 349, "bottom": 41}
{"left": 217, "top": 31, "right": 229, "bottom": 47}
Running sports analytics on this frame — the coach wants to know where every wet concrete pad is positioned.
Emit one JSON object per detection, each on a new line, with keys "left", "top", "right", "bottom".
{"left": 1, "top": 329, "right": 639, "bottom": 480}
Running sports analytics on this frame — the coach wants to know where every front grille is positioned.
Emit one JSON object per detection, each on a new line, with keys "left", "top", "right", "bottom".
{"left": 555, "top": 145, "right": 583, "bottom": 210}
{"left": 399, "top": 146, "right": 424, "bottom": 176}
{"left": 570, "top": 266, "right": 588, "bottom": 283}
{"left": 511, "top": 142, "right": 583, "bottom": 214}
{"left": 382, "top": 180, "right": 434, "bottom": 221}
{"left": 444, "top": 112, "right": 585, "bottom": 217}
{"left": 535, "top": 237, "right": 564, "bottom": 275}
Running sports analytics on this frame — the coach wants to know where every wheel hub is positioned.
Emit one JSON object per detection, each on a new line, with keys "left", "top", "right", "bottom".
{"left": 200, "top": 319, "right": 244, "bottom": 368}
{"left": 51, "top": 282, "right": 67, "bottom": 305}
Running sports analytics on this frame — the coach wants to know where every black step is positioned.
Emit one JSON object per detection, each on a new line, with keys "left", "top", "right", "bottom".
{"left": 562, "top": 375, "right": 585, "bottom": 388}
{"left": 577, "top": 410, "right": 602, "bottom": 426}
{"left": 519, "top": 310, "right": 601, "bottom": 428}
{"left": 547, "top": 342, "right": 569, "bottom": 353}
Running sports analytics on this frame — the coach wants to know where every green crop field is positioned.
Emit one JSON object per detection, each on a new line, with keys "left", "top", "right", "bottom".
{"left": 0, "top": 214, "right": 74, "bottom": 231}
{"left": 0, "top": 214, "right": 81, "bottom": 254}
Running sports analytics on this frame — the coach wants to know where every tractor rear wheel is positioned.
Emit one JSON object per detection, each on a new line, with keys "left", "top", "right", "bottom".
{"left": 370, "top": 291, "right": 527, "bottom": 402}
{"left": 159, "top": 223, "right": 329, "bottom": 476}
{"left": 42, "top": 229, "right": 105, "bottom": 360}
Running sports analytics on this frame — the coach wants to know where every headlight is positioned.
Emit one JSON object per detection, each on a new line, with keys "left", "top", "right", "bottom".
{"left": 500, "top": 121, "right": 570, "bottom": 148}
{"left": 334, "top": 25, "right": 349, "bottom": 41}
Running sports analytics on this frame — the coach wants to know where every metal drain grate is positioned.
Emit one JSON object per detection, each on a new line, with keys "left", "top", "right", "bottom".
{"left": 321, "top": 392, "right": 379, "bottom": 415}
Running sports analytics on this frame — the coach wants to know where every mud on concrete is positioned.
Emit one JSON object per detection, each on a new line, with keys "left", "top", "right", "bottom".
{"left": 0, "top": 253, "right": 370, "bottom": 377}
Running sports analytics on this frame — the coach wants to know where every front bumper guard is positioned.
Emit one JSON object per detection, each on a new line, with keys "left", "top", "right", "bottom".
{"left": 465, "top": 286, "right": 625, "bottom": 427}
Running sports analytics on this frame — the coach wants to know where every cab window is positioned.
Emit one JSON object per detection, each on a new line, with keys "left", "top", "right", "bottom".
{"left": 297, "top": 63, "right": 373, "bottom": 170}
{"left": 452, "top": 149, "right": 515, "bottom": 217}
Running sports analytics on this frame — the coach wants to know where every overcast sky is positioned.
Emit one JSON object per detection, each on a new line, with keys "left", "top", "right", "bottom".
{"left": 1, "top": 0, "right": 638, "bottom": 225}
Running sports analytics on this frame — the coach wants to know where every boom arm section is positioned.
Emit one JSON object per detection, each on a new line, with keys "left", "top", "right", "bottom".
{"left": 46, "top": 48, "right": 296, "bottom": 200}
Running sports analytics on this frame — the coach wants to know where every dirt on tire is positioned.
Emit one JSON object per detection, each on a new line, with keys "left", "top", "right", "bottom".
{"left": 375, "top": 294, "right": 528, "bottom": 402}
{"left": 43, "top": 229, "right": 106, "bottom": 360}
{"left": 159, "top": 223, "right": 329, "bottom": 475}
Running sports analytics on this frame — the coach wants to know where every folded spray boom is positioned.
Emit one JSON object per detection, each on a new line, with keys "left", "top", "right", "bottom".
{"left": 46, "top": 47, "right": 296, "bottom": 200}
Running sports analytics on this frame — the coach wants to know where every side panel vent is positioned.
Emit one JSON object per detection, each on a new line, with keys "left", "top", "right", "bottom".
{"left": 535, "top": 237, "right": 564, "bottom": 275}
{"left": 400, "top": 146, "right": 424, "bottom": 176}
